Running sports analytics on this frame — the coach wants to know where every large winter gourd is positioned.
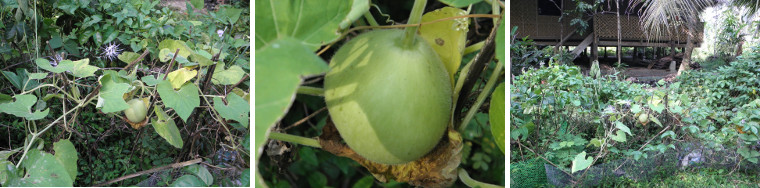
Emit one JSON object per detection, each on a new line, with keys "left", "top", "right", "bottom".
{"left": 324, "top": 29, "right": 452, "bottom": 164}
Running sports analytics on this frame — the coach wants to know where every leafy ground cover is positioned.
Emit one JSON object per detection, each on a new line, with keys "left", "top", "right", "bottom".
{"left": 0, "top": 0, "right": 250, "bottom": 186}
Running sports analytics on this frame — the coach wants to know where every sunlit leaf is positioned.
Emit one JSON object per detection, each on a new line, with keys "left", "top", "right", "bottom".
{"left": 53, "top": 139, "right": 78, "bottom": 181}
{"left": 0, "top": 94, "right": 49, "bottom": 120}
{"left": 118, "top": 51, "right": 141, "bottom": 64}
{"left": 97, "top": 73, "right": 131, "bottom": 113}
{"left": 157, "top": 80, "right": 200, "bottom": 122}
{"left": 420, "top": 7, "right": 469, "bottom": 85}
{"left": 571, "top": 151, "right": 593, "bottom": 173}
{"left": 141, "top": 74, "right": 166, "bottom": 86}
{"left": 611, "top": 130, "right": 627, "bottom": 142}
{"left": 158, "top": 39, "right": 193, "bottom": 59}
{"left": 166, "top": 68, "right": 197, "bottom": 89}
{"left": 152, "top": 105, "right": 184, "bottom": 148}
{"left": 615, "top": 121, "right": 632, "bottom": 136}
{"left": 6, "top": 149, "right": 72, "bottom": 186}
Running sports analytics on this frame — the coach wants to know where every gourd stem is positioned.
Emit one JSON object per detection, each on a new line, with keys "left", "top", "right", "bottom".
{"left": 364, "top": 12, "right": 379, "bottom": 27}
{"left": 297, "top": 86, "right": 325, "bottom": 96}
{"left": 402, "top": 0, "right": 427, "bottom": 48}
{"left": 459, "top": 59, "right": 504, "bottom": 132}
{"left": 464, "top": 41, "right": 485, "bottom": 55}
{"left": 458, "top": 168, "right": 503, "bottom": 188}
{"left": 269, "top": 132, "right": 322, "bottom": 148}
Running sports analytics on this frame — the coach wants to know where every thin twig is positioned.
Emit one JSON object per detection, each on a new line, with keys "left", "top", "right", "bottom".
{"left": 283, "top": 107, "right": 327, "bottom": 131}
{"left": 92, "top": 158, "right": 202, "bottom": 187}
{"left": 124, "top": 50, "right": 151, "bottom": 70}
{"left": 516, "top": 141, "right": 574, "bottom": 177}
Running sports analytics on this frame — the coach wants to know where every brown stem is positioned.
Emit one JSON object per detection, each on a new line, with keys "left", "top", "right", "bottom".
{"left": 124, "top": 50, "right": 151, "bottom": 70}
{"left": 454, "top": 17, "right": 500, "bottom": 125}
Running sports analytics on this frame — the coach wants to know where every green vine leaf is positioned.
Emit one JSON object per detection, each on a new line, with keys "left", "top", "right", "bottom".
{"left": 419, "top": 7, "right": 469, "bottom": 85}
{"left": 0, "top": 94, "right": 49, "bottom": 120}
{"left": 36, "top": 58, "right": 97, "bottom": 78}
{"left": 157, "top": 80, "right": 200, "bottom": 122}
{"left": 489, "top": 83, "right": 505, "bottom": 153}
{"left": 141, "top": 74, "right": 166, "bottom": 86}
{"left": 7, "top": 149, "right": 73, "bottom": 187}
{"left": 610, "top": 130, "right": 627, "bottom": 142}
{"left": 185, "top": 165, "right": 213, "bottom": 186}
{"left": 152, "top": 105, "right": 184, "bottom": 148}
{"left": 158, "top": 39, "right": 193, "bottom": 60}
{"left": 571, "top": 151, "right": 593, "bottom": 173}
{"left": 170, "top": 175, "right": 206, "bottom": 187}
{"left": 254, "top": 0, "right": 369, "bottom": 51}
{"left": 53, "top": 139, "right": 78, "bottom": 181}
{"left": 614, "top": 121, "right": 632, "bottom": 136}
{"left": 118, "top": 51, "right": 141, "bottom": 64}
{"left": 212, "top": 62, "right": 245, "bottom": 85}
{"left": 97, "top": 73, "right": 131, "bottom": 113}
{"left": 214, "top": 94, "right": 249, "bottom": 128}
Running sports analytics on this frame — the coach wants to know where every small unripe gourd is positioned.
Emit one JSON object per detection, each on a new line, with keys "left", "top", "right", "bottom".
{"left": 124, "top": 99, "right": 147, "bottom": 123}
{"left": 324, "top": 29, "right": 452, "bottom": 164}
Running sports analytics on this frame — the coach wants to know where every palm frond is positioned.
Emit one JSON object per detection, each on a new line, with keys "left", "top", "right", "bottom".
{"left": 633, "top": 0, "right": 714, "bottom": 41}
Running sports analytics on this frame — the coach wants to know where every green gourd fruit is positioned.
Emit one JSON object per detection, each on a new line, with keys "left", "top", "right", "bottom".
{"left": 124, "top": 99, "right": 147, "bottom": 123}
{"left": 324, "top": 29, "right": 452, "bottom": 164}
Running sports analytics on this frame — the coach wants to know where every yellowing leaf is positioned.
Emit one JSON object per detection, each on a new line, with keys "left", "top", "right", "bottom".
{"left": 212, "top": 62, "right": 246, "bottom": 85}
{"left": 167, "top": 68, "right": 197, "bottom": 89}
{"left": 571, "top": 151, "right": 593, "bottom": 173}
{"left": 419, "top": 7, "right": 469, "bottom": 86}
{"left": 158, "top": 39, "right": 193, "bottom": 59}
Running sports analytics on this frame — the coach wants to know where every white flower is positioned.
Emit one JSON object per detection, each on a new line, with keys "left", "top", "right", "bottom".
{"left": 101, "top": 42, "right": 123, "bottom": 61}
{"left": 217, "top": 30, "right": 224, "bottom": 38}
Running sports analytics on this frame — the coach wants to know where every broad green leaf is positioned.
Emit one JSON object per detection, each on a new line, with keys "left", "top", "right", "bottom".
{"left": 589, "top": 138, "right": 602, "bottom": 147}
{"left": 0, "top": 94, "right": 10, "bottom": 103}
{"left": 0, "top": 149, "right": 17, "bottom": 160}
{"left": 53, "top": 139, "right": 78, "bottom": 180}
{"left": 571, "top": 151, "right": 593, "bottom": 173}
{"left": 254, "top": 37, "right": 328, "bottom": 187}
{"left": 159, "top": 48, "right": 173, "bottom": 62}
{"left": 420, "top": 7, "right": 469, "bottom": 85}
{"left": 36, "top": 58, "right": 69, "bottom": 73}
{"left": 152, "top": 106, "right": 184, "bottom": 148}
{"left": 649, "top": 103, "right": 665, "bottom": 114}
{"left": 438, "top": 0, "right": 483, "bottom": 8}
{"left": 118, "top": 51, "right": 141, "bottom": 64}
{"left": 185, "top": 165, "right": 212, "bottom": 186}
{"left": 214, "top": 94, "right": 249, "bottom": 128}
{"left": 489, "top": 83, "right": 505, "bottom": 153}
{"left": 255, "top": 0, "right": 368, "bottom": 51}
{"left": 97, "top": 73, "right": 131, "bottom": 113}
{"left": 0, "top": 94, "right": 49, "bottom": 120}
{"left": 157, "top": 80, "right": 200, "bottom": 122}
{"left": 167, "top": 68, "right": 197, "bottom": 89}
{"left": 141, "top": 74, "right": 166, "bottom": 86}
{"left": 217, "top": 6, "right": 243, "bottom": 25}
{"left": 212, "top": 62, "right": 245, "bottom": 85}
{"left": 65, "top": 59, "right": 98, "bottom": 77}
{"left": 631, "top": 104, "right": 642, "bottom": 113}
{"left": 615, "top": 121, "right": 632, "bottom": 136}
{"left": 7, "top": 149, "right": 73, "bottom": 186}
{"left": 0, "top": 160, "right": 11, "bottom": 185}
{"left": 190, "top": 52, "right": 213, "bottom": 66}
{"left": 611, "top": 130, "right": 627, "bottom": 142}
{"left": 27, "top": 73, "right": 47, "bottom": 80}
{"left": 170, "top": 175, "right": 205, "bottom": 187}
{"left": 307, "top": 172, "right": 327, "bottom": 187}
{"left": 158, "top": 39, "right": 193, "bottom": 59}
{"left": 650, "top": 116, "right": 663, "bottom": 127}
{"left": 496, "top": 15, "right": 504, "bottom": 61}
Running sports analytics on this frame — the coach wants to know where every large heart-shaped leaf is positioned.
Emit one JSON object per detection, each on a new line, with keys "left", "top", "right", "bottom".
{"left": 6, "top": 149, "right": 73, "bottom": 186}
{"left": 185, "top": 165, "right": 212, "bottom": 186}
{"left": 489, "top": 83, "right": 505, "bottom": 153}
{"left": 214, "top": 94, "right": 249, "bottom": 128}
{"left": 157, "top": 80, "right": 200, "bottom": 122}
{"left": 53, "top": 139, "right": 78, "bottom": 181}
{"left": 254, "top": 0, "right": 369, "bottom": 51}
{"left": 170, "top": 175, "right": 205, "bottom": 187}
{"left": 152, "top": 105, "right": 184, "bottom": 148}
{"left": 36, "top": 58, "right": 97, "bottom": 78}
{"left": 167, "top": 68, "right": 197, "bottom": 89}
{"left": 254, "top": 37, "right": 329, "bottom": 186}
{"left": 158, "top": 39, "right": 193, "bottom": 60}
{"left": 571, "top": 151, "right": 594, "bottom": 173}
{"left": 419, "top": 7, "right": 469, "bottom": 85}
{"left": 0, "top": 94, "right": 49, "bottom": 120}
{"left": 97, "top": 73, "right": 131, "bottom": 113}
{"left": 212, "top": 62, "right": 245, "bottom": 85}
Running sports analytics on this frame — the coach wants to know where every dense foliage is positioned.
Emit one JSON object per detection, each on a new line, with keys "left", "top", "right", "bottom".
{"left": 1, "top": 0, "right": 250, "bottom": 186}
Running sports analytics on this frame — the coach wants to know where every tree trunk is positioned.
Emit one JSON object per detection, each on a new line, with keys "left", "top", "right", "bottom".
{"left": 616, "top": 0, "right": 621, "bottom": 67}
{"left": 736, "top": 40, "right": 744, "bottom": 57}
{"left": 677, "top": 21, "right": 696, "bottom": 76}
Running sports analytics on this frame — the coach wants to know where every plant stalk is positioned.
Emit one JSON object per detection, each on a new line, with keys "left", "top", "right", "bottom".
{"left": 297, "top": 86, "right": 325, "bottom": 96}
{"left": 464, "top": 41, "right": 485, "bottom": 55}
{"left": 458, "top": 168, "right": 503, "bottom": 188}
{"left": 459, "top": 59, "right": 504, "bottom": 132}
{"left": 268, "top": 132, "right": 321, "bottom": 148}
{"left": 402, "top": 0, "right": 427, "bottom": 48}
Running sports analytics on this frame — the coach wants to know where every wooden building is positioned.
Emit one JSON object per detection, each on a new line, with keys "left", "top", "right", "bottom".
{"left": 510, "top": 0, "right": 704, "bottom": 61}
